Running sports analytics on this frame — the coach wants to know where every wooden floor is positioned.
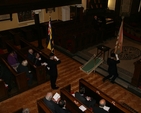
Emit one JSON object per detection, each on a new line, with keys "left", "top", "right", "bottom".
{"left": 0, "top": 39, "right": 141, "bottom": 113}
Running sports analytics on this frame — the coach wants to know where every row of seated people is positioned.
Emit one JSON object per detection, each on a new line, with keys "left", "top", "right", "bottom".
{"left": 42, "top": 90, "right": 109, "bottom": 113}
{"left": 37, "top": 79, "right": 134, "bottom": 113}
{"left": 74, "top": 87, "right": 109, "bottom": 113}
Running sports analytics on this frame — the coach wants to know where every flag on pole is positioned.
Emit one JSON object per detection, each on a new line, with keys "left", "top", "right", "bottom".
{"left": 114, "top": 17, "right": 124, "bottom": 54}
{"left": 47, "top": 17, "right": 54, "bottom": 53}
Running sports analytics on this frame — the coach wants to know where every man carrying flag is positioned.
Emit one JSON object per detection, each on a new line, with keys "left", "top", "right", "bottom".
{"left": 102, "top": 17, "right": 123, "bottom": 83}
{"left": 46, "top": 17, "right": 61, "bottom": 89}
{"left": 47, "top": 17, "right": 54, "bottom": 53}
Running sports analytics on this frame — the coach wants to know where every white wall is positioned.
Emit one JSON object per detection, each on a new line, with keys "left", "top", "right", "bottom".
{"left": 108, "top": 0, "right": 116, "bottom": 10}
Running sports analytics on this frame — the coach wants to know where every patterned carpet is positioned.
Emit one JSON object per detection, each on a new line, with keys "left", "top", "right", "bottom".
{"left": 111, "top": 46, "right": 141, "bottom": 60}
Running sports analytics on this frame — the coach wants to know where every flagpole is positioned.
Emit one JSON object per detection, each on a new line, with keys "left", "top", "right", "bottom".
{"left": 114, "top": 16, "right": 124, "bottom": 54}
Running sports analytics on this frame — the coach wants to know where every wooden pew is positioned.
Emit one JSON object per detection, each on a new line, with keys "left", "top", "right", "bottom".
{"left": 13, "top": 108, "right": 23, "bottom": 113}
{"left": 79, "top": 79, "right": 134, "bottom": 113}
{"left": 18, "top": 37, "right": 52, "bottom": 63}
{"left": 37, "top": 85, "right": 92, "bottom": 113}
{"left": 5, "top": 41, "right": 47, "bottom": 85}
{"left": 37, "top": 99, "right": 53, "bottom": 113}
{"left": 60, "top": 85, "right": 92, "bottom": 113}
{"left": 19, "top": 37, "right": 50, "bottom": 59}
{"left": 0, "top": 54, "right": 28, "bottom": 92}
{"left": 0, "top": 79, "right": 8, "bottom": 101}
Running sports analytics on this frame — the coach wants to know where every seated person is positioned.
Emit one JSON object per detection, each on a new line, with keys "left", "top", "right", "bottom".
{"left": 58, "top": 99, "right": 71, "bottom": 113}
{"left": 43, "top": 92, "right": 65, "bottom": 113}
{"left": 75, "top": 87, "right": 96, "bottom": 108}
{"left": 34, "top": 52, "right": 48, "bottom": 69}
{"left": 27, "top": 49, "right": 34, "bottom": 62}
{"left": 93, "top": 99, "right": 109, "bottom": 113}
{"left": 7, "top": 51, "right": 19, "bottom": 71}
{"left": 0, "top": 63, "right": 13, "bottom": 91}
{"left": 17, "top": 60, "right": 32, "bottom": 86}
{"left": 22, "top": 108, "right": 30, "bottom": 113}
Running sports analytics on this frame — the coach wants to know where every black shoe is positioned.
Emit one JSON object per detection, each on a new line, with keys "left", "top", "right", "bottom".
{"left": 52, "top": 87, "right": 59, "bottom": 89}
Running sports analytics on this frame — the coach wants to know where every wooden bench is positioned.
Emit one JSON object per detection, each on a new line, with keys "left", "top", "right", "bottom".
{"left": 60, "top": 85, "right": 92, "bottom": 113}
{"left": 19, "top": 37, "right": 50, "bottom": 59}
{"left": 0, "top": 53, "right": 28, "bottom": 92}
{"left": 37, "top": 99, "right": 53, "bottom": 113}
{"left": 5, "top": 41, "right": 47, "bottom": 85}
{"left": 12, "top": 108, "right": 23, "bottom": 113}
{"left": 79, "top": 79, "right": 134, "bottom": 113}
{"left": 37, "top": 84, "right": 92, "bottom": 113}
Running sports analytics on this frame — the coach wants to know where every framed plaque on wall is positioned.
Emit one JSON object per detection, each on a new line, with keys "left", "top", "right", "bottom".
{"left": 17, "top": 10, "right": 34, "bottom": 22}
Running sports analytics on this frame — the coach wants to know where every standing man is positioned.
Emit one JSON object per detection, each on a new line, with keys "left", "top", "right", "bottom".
{"left": 47, "top": 53, "right": 61, "bottom": 89}
{"left": 103, "top": 53, "right": 120, "bottom": 83}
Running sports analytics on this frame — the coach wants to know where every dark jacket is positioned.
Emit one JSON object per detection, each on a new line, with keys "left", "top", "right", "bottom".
{"left": 75, "top": 92, "right": 96, "bottom": 108}
{"left": 107, "top": 58, "right": 120, "bottom": 74}
{"left": 17, "top": 64, "right": 30, "bottom": 78}
{"left": 93, "top": 106, "right": 108, "bottom": 113}
{"left": 34, "top": 58, "right": 42, "bottom": 66}
{"left": 47, "top": 59, "right": 61, "bottom": 76}
{"left": 27, "top": 53, "right": 35, "bottom": 62}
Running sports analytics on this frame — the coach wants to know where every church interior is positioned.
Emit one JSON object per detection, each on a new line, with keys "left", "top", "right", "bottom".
{"left": 0, "top": 0, "right": 141, "bottom": 113}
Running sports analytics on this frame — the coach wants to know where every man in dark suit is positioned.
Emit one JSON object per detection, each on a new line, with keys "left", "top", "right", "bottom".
{"left": 17, "top": 60, "right": 33, "bottom": 86}
{"left": 93, "top": 99, "right": 109, "bottom": 113}
{"left": 34, "top": 52, "right": 44, "bottom": 66}
{"left": 47, "top": 53, "right": 61, "bottom": 89}
{"left": 75, "top": 87, "right": 96, "bottom": 108}
{"left": 103, "top": 53, "right": 120, "bottom": 83}
{"left": 27, "top": 49, "right": 35, "bottom": 62}
{"left": 58, "top": 100, "right": 71, "bottom": 113}
{"left": 43, "top": 92, "right": 65, "bottom": 113}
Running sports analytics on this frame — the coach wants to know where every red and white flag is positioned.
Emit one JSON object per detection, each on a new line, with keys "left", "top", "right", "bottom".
{"left": 114, "top": 17, "right": 124, "bottom": 54}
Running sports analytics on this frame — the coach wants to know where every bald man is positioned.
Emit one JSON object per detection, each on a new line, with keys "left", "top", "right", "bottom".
{"left": 93, "top": 99, "right": 108, "bottom": 113}
{"left": 27, "top": 49, "right": 34, "bottom": 62}
{"left": 43, "top": 92, "right": 65, "bottom": 113}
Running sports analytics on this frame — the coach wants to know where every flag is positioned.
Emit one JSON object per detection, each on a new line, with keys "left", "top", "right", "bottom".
{"left": 114, "top": 17, "right": 124, "bottom": 54}
{"left": 47, "top": 17, "right": 54, "bottom": 53}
